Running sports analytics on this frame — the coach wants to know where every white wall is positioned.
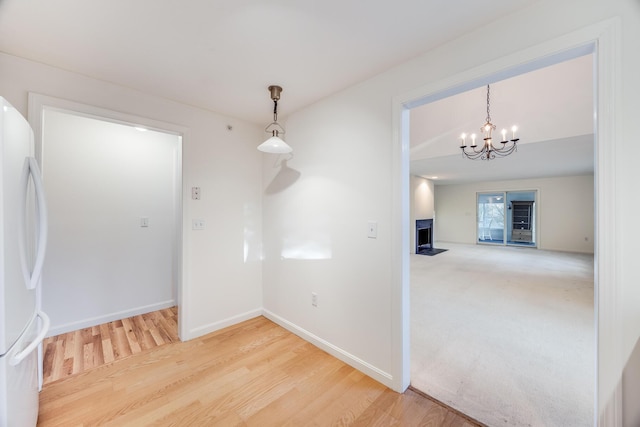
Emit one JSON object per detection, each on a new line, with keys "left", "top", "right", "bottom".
{"left": 261, "top": 0, "right": 640, "bottom": 423}
{"left": 0, "top": 51, "right": 264, "bottom": 340}
{"left": 623, "top": 340, "right": 640, "bottom": 426}
{"left": 434, "top": 175, "right": 594, "bottom": 253}
{"left": 262, "top": 86, "right": 394, "bottom": 383}
{"left": 410, "top": 175, "right": 434, "bottom": 253}
{"left": 42, "top": 110, "right": 178, "bottom": 334}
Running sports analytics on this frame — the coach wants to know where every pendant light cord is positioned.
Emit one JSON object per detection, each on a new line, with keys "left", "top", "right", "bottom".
{"left": 273, "top": 99, "right": 278, "bottom": 123}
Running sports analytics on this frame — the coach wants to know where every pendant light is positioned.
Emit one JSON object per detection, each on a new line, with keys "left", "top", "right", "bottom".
{"left": 258, "top": 85, "right": 292, "bottom": 154}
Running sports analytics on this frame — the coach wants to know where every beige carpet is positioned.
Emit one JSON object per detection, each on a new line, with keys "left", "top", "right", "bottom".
{"left": 410, "top": 242, "right": 594, "bottom": 427}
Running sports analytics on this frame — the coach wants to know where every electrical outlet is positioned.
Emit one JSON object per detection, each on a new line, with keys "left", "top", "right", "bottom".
{"left": 192, "top": 187, "right": 201, "bottom": 200}
{"left": 311, "top": 292, "right": 318, "bottom": 307}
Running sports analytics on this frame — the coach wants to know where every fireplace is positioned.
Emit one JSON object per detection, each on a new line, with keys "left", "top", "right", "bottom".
{"left": 416, "top": 219, "right": 433, "bottom": 254}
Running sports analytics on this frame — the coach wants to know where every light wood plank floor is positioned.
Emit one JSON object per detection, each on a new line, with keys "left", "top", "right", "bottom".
{"left": 38, "top": 316, "right": 481, "bottom": 426}
{"left": 42, "top": 307, "right": 178, "bottom": 385}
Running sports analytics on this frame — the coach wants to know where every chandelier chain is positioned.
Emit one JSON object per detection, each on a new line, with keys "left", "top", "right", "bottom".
{"left": 486, "top": 84, "right": 491, "bottom": 123}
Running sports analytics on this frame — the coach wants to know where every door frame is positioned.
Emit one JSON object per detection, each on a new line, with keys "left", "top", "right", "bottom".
{"left": 391, "top": 18, "right": 621, "bottom": 424}
{"left": 27, "top": 93, "right": 187, "bottom": 340}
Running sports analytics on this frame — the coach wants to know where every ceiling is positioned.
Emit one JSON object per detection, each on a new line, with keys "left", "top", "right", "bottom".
{"left": 0, "top": 0, "right": 538, "bottom": 125}
{"left": 410, "top": 54, "right": 594, "bottom": 184}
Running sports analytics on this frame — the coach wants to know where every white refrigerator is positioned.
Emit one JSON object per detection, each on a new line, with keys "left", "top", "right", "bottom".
{"left": 0, "top": 97, "right": 49, "bottom": 427}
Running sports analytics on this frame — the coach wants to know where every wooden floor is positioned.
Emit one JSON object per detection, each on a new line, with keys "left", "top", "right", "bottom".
{"left": 42, "top": 307, "right": 178, "bottom": 385}
{"left": 38, "top": 315, "right": 481, "bottom": 426}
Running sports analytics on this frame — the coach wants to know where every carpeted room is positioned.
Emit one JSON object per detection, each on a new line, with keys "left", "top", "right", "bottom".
{"left": 410, "top": 242, "right": 594, "bottom": 426}
{"left": 408, "top": 174, "right": 595, "bottom": 426}
{"left": 408, "top": 176, "right": 595, "bottom": 426}
{"left": 407, "top": 53, "right": 595, "bottom": 426}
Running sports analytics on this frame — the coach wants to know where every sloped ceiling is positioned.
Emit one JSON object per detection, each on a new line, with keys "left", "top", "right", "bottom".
{"left": 0, "top": 0, "right": 538, "bottom": 124}
{"left": 410, "top": 54, "right": 594, "bottom": 184}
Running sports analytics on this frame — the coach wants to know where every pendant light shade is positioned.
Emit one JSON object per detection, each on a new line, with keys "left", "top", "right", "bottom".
{"left": 258, "top": 133, "right": 292, "bottom": 153}
{"left": 259, "top": 85, "right": 292, "bottom": 154}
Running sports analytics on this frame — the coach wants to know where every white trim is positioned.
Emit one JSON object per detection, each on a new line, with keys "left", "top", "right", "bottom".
{"left": 46, "top": 300, "right": 176, "bottom": 337}
{"left": 594, "top": 18, "right": 622, "bottom": 427}
{"left": 392, "top": 18, "right": 621, "bottom": 424}
{"left": 390, "top": 104, "right": 411, "bottom": 391}
{"left": 185, "top": 309, "right": 263, "bottom": 340}
{"left": 26, "top": 93, "right": 190, "bottom": 342}
{"left": 263, "top": 309, "right": 394, "bottom": 386}
{"left": 26, "top": 94, "right": 187, "bottom": 164}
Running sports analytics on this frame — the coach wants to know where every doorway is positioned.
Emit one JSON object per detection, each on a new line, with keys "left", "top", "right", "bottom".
{"left": 28, "top": 94, "right": 183, "bottom": 338}
{"left": 404, "top": 52, "right": 596, "bottom": 425}
{"left": 477, "top": 192, "right": 505, "bottom": 243}
{"left": 477, "top": 190, "right": 537, "bottom": 247}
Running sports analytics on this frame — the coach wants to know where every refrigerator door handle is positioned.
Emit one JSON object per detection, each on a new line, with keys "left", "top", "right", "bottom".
{"left": 9, "top": 311, "right": 50, "bottom": 367}
{"left": 18, "top": 156, "right": 48, "bottom": 290}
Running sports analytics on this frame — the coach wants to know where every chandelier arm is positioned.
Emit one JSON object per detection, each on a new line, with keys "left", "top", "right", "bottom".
{"left": 492, "top": 140, "right": 518, "bottom": 153}
{"left": 461, "top": 147, "right": 487, "bottom": 160}
{"left": 473, "top": 144, "right": 488, "bottom": 154}
{"left": 491, "top": 144, "right": 518, "bottom": 157}
{"left": 461, "top": 139, "right": 518, "bottom": 160}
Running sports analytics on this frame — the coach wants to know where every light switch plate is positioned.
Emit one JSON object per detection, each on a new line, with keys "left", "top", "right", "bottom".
{"left": 367, "top": 221, "right": 378, "bottom": 238}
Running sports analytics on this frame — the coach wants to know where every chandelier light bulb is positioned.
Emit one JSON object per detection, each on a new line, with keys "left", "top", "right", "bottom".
{"left": 511, "top": 125, "right": 518, "bottom": 139}
{"left": 501, "top": 129, "right": 507, "bottom": 141}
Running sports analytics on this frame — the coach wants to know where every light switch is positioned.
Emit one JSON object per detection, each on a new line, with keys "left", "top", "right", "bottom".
{"left": 140, "top": 217, "right": 149, "bottom": 227}
{"left": 192, "top": 219, "right": 205, "bottom": 230}
{"left": 367, "top": 221, "right": 378, "bottom": 239}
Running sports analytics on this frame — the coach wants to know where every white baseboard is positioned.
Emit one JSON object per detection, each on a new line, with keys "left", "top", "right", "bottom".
{"left": 48, "top": 303, "right": 393, "bottom": 390}
{"left": 47, "top": 300, "right": 176, "bottom": 337}
{"left": 184, "top": 308, "right": 263, "bottom": 341}
{"left": 262, "top": 309, "right": 393, "bottom": 388}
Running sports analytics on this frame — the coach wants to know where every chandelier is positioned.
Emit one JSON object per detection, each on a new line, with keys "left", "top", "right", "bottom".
{"left": 459, "top": 84, "right": 519, "bottom": 160}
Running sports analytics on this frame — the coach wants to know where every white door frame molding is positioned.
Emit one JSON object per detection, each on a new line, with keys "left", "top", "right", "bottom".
{"left": 27, "top": 93, "right": 189, "bottom": 341}
{"left": 391, "top": 18, "right": 621, "bottom": 426}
